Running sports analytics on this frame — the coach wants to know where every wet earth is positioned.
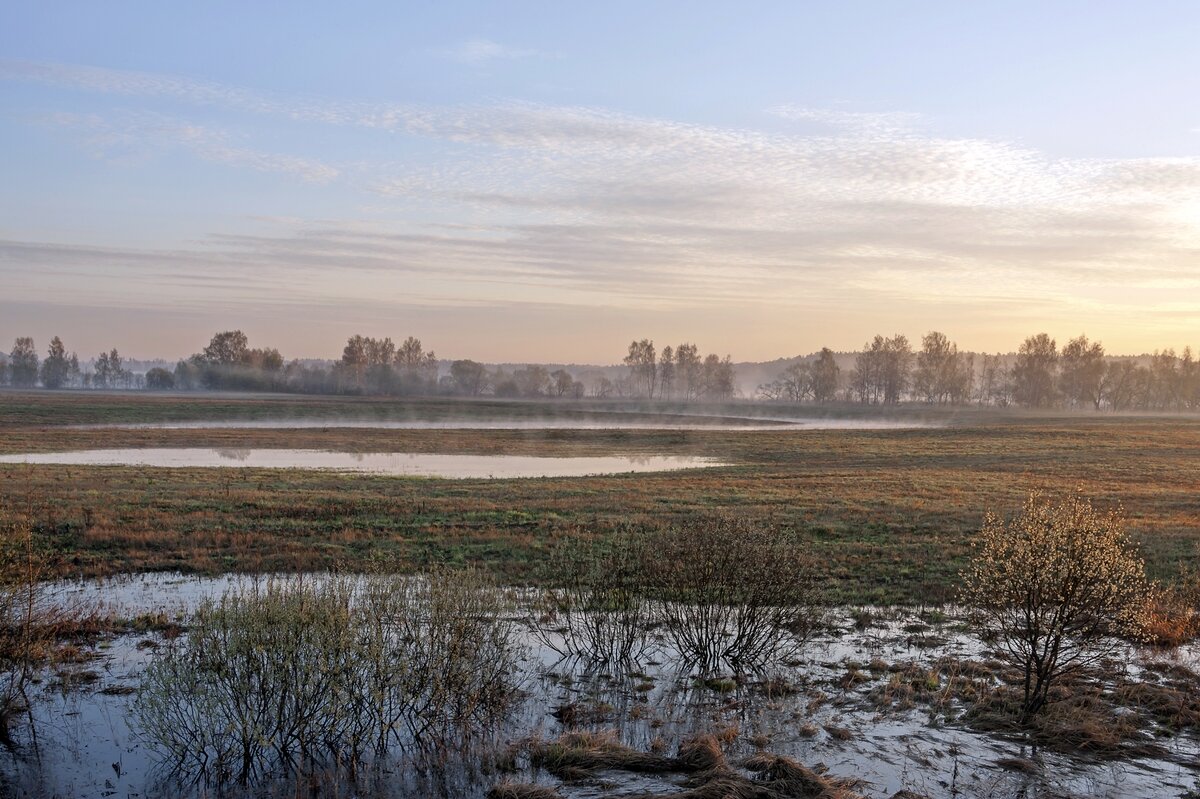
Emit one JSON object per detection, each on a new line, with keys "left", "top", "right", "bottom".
{"left": 5, "top": 574, "right": 1198, "bottom": 799}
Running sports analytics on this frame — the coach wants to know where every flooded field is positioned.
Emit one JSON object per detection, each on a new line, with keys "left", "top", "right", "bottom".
{"left": 0, "top": 449, "right": 725, "bottom": 478}
{"left": 7, "top": 574, "right": 1199, "bottom": 799}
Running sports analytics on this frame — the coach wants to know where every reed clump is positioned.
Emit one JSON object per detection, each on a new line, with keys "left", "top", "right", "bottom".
{"left": 0, "top": 502, "right": 106, "bottom": 748}
{"left": 521, "top": 730, "right": 865, "bottom": 799}
{"left": 642, "top": 519, "right": 822, "bottom": 671}
{"left": 486, "top": 783, "right": 564, "bottom": 799}
{"left": 530, "top": 527, "right": 654, "bottom": 665}
{"left": 533, "top": 518, "right": 822, "bottom": 672}
{"left": 134, "top": 568, "right": 524, "bottom": 786}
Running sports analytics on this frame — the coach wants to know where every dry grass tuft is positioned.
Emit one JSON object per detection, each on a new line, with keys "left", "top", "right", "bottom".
{"left": 520, "top": 733, "right": 866, "bottom": 799}
{"left": 529, "top": 730, "right": 675, "bottom": 779}
{"left": 966, "top": 684, "right": 1165, "bottom": 758}
{"left": 743, "top": 752, "right": 866, "bottom": 797}
{"left": 486, "top": 782, "right": 564, "bottom": 799}
{"left": 822, "top": 724, "right": 853, "bottom": 742}
{"left": 676, "top": 734, "right": 728, "bottom": 773}
{"left": 1139, "top": 583, "right": 1200, "bottom": 647}
{"left": 1112, "top": 680, "right": 1200, "bottom": 730}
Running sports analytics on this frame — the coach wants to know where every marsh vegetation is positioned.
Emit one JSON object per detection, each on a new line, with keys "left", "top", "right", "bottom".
{"left": 136, "top": 570, "right": 522, "bottom": 786}
{"left": 1, "top": 394, "right": 1199, "bottom": 797}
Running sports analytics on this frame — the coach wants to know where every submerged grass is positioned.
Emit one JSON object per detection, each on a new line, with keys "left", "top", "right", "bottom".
{"left": 522, "top": 730, "right": 867, "bottom": 799}
{"left": 134, "top": 569, "right": 524, "bottom": 788}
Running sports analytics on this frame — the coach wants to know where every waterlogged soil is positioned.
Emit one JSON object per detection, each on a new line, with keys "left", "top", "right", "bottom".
{"left": 0, "top": 449, "right": 725, "bottom": 478}
{"left": 6, "top": 574, "right": 1200, "bottom": 799}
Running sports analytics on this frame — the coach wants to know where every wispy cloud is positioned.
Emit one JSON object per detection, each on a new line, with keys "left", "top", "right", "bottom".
{"left": 4, "top": 59, "right": 1200, "bottom": 353}
{"left": 768, "top": 105, "right": 923, "bottom": 135}
{"left": 437, "top": 38, "right": 551, "bottom": 64}
{"left": 40, "top": 110, "right": 339, "bottom": 183}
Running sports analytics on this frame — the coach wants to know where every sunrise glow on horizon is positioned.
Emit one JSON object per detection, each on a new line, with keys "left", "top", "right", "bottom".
{"left": 4, "top": 2, "right": 1199, "bottom": 363}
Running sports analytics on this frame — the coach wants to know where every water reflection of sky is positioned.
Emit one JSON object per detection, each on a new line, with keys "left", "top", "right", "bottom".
{"left": 0, "top": 449, "right": 725, "bottom": 478}
{"left": 15, "top": 574, "right": 1200, "bottom": 799}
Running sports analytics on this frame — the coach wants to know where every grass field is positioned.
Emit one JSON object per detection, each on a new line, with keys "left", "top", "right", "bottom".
{"left": 2, "top": 390, "right": 1198, "bottom": 604}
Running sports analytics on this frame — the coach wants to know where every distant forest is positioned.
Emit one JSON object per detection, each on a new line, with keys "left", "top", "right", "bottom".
{"left": 2, "top": 329, "right": 1199, "bottom": 412}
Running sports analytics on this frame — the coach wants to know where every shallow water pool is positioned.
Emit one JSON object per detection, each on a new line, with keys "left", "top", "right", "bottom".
{"left": 0, "top": 448, "right": 726, "bottom": 478}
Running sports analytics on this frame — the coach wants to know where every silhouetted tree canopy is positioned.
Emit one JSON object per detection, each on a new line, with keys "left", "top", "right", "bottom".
{"left": 9, "top": 338, "right": 38, "bottom": 388}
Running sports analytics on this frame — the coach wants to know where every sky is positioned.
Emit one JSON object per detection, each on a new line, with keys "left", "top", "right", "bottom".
{"left": 2, "top": 1, "right": 1199, "bottom": 363}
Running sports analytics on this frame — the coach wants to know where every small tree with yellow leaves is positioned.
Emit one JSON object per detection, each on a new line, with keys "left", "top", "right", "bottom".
{"left": 961, "top": 492, "right": 1149, "bottom": 722}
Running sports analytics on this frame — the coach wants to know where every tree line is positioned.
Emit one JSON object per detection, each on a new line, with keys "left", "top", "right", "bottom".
{"left": 0, "top": 330, "right": 740, "bottom": 402}
{"left": 620, "top": 339, "right": 736, "bottom": 400}
{"left": 6, "top": 328, "right": 1200, "bottom": 411}
{"left": 0, "top": 336, "right": 137, "bottom": 390}
{"left": 758, "top": 331, "right": 1200, "bottom": 411}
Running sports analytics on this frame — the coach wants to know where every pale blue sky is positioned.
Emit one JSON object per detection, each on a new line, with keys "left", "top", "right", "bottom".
{"left": 3, "top": 2, "right": 1199, "bottom": 361}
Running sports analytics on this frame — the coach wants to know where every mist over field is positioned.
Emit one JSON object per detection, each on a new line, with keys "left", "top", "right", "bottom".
{"left": 4, "top": 4, "right": 1200, "bottom": 799}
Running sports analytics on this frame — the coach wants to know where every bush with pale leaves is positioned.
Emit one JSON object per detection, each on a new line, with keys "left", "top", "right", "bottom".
{"left": 960, "top": 492, "right": 1150, "bottom": 721}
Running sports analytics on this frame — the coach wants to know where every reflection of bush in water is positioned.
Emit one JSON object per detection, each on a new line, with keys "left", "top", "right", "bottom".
{"left": 134, "top": 570, "right": 523, "bottom": 786}
{"left": 533, "top": 519, "right": 821, "bottom": 672}
{"left": 212, "top": 448, "right": 251, "bottom": 462}
{"left": 531, "top": 528, "right": 656, "bottom": 666}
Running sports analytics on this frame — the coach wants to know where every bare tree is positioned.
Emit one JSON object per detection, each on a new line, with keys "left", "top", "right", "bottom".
{"left": 202, "top": 330, "right": 250, "bottom": 365}
{"left": 658, "top": 345, "right": 675, "bottom": 400}
{"left": 1012, "top": 333, "right": 1058, "bottom": 408}
{"left": 550, "top": 369, "right": 579, "bottom": 398}
{"left": 701, "top": 354, "right": 735, "bottom": 400}
{"left": 914, "top": 331, "right": 973, "bottom": 404}
{"left": 976, "top": 353, "right": 1010, "bottom": 406}
{"left": 1147, "top": 349, "right": 1183, "bottom": 410}
{"left": 810, "top": 347, "right": 841, "bottom": 403}
{"left": 8, "top": 339, "right": 38, "bottom": 388}
{"left": 674, "top": 343, "right": 701, "bottom": 401}
{"left": 1059, "top": 335, "right": 1106, "bottom": 410}
{"left": 623, "top": 339, "right": 657, "bottom": 398}
{"left": 1103, "top": 360, "right": 1146, "bottom": 411}
{"left": 590, "top": 375, "right": 614, "bottom": 399}
{"left": 881, "top": 334, "right": 913, "bottom": 404}
{"left": 850, "top": 336, "right": 884, "bottom": 404}
{"left": 39, "top": 336, "right": 72, "bottom": 389}
{"left": 513, "top": 365, "right": 551, "bottom": 397}
{"left": 450, "top": 360, "right": 488, "bottom": 396}
{"left": 758, "top": 361, "right": 810, "bottom": 402}
{"left": 851, "top": 334, "right": 910, "bottom": 405}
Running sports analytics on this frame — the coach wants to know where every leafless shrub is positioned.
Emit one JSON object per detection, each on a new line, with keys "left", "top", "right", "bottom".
{"left": 529, "top": 530, "right": 655, "bottom": 665}
{"left": 0, "top": 503, "right": 97, "bottom": 749}
{"left": 0, "top": 506, "right": 42, "bottom": 748}
{"left": 135, "top": 569, "right": 524, "bottom": 787}
{"left": 641, "top": 519, "right": 822, "bottom": 671}
{"left": 389, "top": 567, "right": 526, "bottom": 741}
